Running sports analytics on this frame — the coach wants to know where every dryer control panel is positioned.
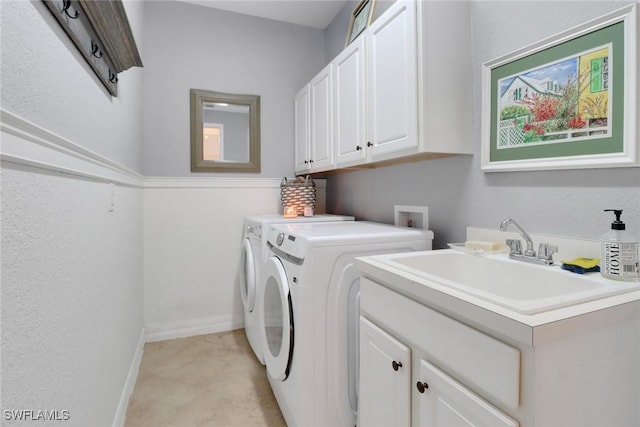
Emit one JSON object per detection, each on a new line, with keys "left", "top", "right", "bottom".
{"left": 243, "top": 221, "right": 262, "bottom": 241}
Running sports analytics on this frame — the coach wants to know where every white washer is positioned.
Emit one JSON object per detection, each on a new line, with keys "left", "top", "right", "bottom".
{"left": 261, "top": 221, "right": 433, "bottom": 426}
{"left": 239, "top": 214, "right": 353, "bottom": 365}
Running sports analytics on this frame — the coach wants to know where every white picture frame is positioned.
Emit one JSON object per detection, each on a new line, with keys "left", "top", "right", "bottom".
{"left": 481, "top": 3, "right": 638, "bottom": 172}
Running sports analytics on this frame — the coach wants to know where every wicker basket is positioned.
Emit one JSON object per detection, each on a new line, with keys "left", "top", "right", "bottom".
{"left": 280, "top": 176, "right": 316, "bottom": 216}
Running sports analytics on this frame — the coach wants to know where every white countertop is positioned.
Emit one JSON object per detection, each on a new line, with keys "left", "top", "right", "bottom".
{"left": 355, "top": 251, "right": 640, "bottom": 347}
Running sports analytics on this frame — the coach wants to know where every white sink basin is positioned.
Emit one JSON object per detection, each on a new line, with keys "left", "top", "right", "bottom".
{"left": 375, "top": 250, "right": 640, "bottom": 314}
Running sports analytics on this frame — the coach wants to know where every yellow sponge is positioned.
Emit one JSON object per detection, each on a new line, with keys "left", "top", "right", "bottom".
{"left": 464, "top": 240, "right": 501, "bottom": 251}
{"left": 562, "top": 257, "right": 600, "bottom": 269}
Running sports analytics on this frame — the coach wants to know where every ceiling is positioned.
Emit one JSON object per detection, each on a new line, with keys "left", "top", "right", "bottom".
{"left": 176, "top": 0, "right": 351, "bottom": 29}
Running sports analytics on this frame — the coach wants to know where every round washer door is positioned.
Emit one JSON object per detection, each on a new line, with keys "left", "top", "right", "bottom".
{"left": 262, "top": 256, "right": 293, "bottom": 381}
{"left": 239, "top": 238, "right": 256, "bottom": 312}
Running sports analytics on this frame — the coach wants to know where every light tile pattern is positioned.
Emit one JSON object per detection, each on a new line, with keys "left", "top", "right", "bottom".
{"left": 125, "top": 329, "right": 286, "bottom": 426}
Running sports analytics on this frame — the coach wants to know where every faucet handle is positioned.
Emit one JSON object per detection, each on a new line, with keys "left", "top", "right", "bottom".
{"left": 506, "top": 239, "right": 522, "bottom": 255}
{"left": 538, "top": 243, "right": 558, "bottom": 261}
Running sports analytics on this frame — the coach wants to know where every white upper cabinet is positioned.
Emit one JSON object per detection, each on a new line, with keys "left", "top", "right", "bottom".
{"left": 295, "top": 64, "right": 334, "bottom": 174}
{"left": 309, "top": 65, "right": 334, "bottom": 171}
{"left": 333, "top": 36, "right": 367, "bottom": 167}
{"left": 294, "top": 84, "right": 311, "bottom": 173}
{"left": 295, "top": 0, "right": 473, "bottom": 173}
{"left": 366, "top": 0, "right": 418, "bottom": 160}
{"left": 417, "top": 0, "right": 473, "bottom": 156}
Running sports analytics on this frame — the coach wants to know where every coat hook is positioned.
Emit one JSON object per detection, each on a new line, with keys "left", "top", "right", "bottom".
{"left": 62, "top": 0, "right": 79, "bottom": 19}
{"left": 109, "top": 70, "right": 119, "bottom": 84}
{"left": 91, "top": 40, "right": 103, "bottom": 58}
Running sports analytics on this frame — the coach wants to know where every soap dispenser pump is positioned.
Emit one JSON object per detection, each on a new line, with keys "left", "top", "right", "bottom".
{"left": 601, "top": 209, "right": 639, "bottom": 281}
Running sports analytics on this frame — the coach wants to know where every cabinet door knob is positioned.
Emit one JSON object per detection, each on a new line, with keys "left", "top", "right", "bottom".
{"left": 367, "top": 141, "right": 373, "bottom": 147}
{"left": 391, "top": 360, "right": 403, "bottom": 371}
{"left": 416, "top": 381, "right": 429, "bottom": 393}
{"left": 356, "top": 145, "right": 362, "bottom": 151}
{"left": 309, "top": 159, "right": 314, "bottom": 163}
{"left": 304, "top": 160, "right": 309, "bottom": 164}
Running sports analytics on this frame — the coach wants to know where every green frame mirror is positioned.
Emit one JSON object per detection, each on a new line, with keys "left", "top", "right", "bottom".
{"left": 190, "top": 89, "right": 261, "bottom": 172}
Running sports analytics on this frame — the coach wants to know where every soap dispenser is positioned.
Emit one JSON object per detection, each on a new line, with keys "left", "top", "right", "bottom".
{"left": 601, "top": 209, "right": 639, "bottom": 281}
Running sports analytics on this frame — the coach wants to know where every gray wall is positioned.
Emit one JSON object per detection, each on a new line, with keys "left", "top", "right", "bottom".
{"left": 0, "top": 0, "right": 145, "bottom": 172}
{"left": 142, "top": 1, "right": 326, "bottom": 177}
{"left": 325, "top": 0, "right": 395, "bottom": 61}
{"left": 326, "top": 1, "right": 640, "bottom": 249}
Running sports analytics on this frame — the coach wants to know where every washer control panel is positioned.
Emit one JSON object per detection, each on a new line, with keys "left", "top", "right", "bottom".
{"left": 267, "top": 226, "right": 307, "bottom": 261}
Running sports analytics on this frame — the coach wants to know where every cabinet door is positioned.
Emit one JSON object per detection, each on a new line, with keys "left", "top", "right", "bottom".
{"left": 333, "top": 36, "right": 367, "bottom": 167}
{"left": 309, "top": 64, "right": 334, "bottom": 171}
{"left": 359, "top": 317, "right": 410, "bottom": 427}
{"left": 366, "top": 0, "right": 418, "bottom": 159}
{"left": 416, "top": 359, "right": 518, "bottom": 427}
{"left": 294, "top": 84, "right": 311, "bottom": 173}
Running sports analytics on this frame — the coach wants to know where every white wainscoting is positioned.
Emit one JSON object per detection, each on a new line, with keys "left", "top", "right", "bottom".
{"left": 143, "top": 177, "right": 327, "bottom": 342}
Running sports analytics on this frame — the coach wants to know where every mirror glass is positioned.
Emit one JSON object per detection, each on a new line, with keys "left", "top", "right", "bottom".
{"left": 190, "top": 89, "right": 260, "bottom": 172}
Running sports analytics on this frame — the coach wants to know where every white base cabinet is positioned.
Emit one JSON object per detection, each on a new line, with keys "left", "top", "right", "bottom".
{"left": 417, "top": 360, "right": 517, "bottom": 427}
{"left": 359, "top": 317, "right": 411, "bottom": 427}
{"left": 359, "top": 274, "right": 640, "bottom": 426}
{"left": 360, "top": 316, "right": 518, "bottom": 427}
{"left": 359, "top": 278, "right": 519, "bottom": 427}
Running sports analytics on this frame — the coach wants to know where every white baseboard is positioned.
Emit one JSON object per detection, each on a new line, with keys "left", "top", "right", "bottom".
{"left": 145, "top": 316, "right": 244, "bottom": 343}
{"left": 113, "top": 328, "right": 146, "bottom": 427}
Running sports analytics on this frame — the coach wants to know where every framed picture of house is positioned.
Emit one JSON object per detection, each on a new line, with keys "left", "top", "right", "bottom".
{"left": 346, "top": 0, "right": 376, "bottom": 47}
{"left": 481, "top": 3, "right": 638, "bottom": 172}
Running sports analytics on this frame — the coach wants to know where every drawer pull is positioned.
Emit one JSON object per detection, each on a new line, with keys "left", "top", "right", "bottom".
{"left": 392, "top": 361, "right": 403, "bottom": 371}
{"left": 416, "top": 381, "right": 429, "bottom": 393}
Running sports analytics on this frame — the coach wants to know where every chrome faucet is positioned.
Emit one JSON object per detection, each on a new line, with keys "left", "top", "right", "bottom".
{"left": 499, "top": 218, "right": 557, "bottom": 265}
{"left": 499, "top": 218, "right": 535, "bottom": 256}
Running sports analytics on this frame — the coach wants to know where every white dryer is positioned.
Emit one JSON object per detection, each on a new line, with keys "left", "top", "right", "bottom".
{"left": 239, "top": 214, "right": 353, "bottom": 364}
{"left": 261, "top": 221, "right": 433, "bottom": 426}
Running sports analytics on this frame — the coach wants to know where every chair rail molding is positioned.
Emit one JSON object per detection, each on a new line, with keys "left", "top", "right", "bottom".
{"left": 0, "top": 109, "right": 144, "bottom": 187}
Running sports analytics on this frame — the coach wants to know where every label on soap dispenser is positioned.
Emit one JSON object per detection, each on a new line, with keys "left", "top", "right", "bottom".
{"left": 603, "top": 241, "right": 639, "bottom": 278}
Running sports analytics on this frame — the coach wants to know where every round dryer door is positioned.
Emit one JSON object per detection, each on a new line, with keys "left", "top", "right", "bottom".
{"left": 262, "top": 256, "right": 293, "bottom": 381}
{"left": 239, "top": 238, "right": 257, "bottom": 312}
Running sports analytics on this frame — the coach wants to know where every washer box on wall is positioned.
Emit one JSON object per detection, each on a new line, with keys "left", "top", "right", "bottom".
{"left": 394, "top": 205, "right": 429, "bottom": 229}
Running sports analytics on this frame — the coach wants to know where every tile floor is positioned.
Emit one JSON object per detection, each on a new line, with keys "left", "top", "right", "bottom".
{"left": 124, "top": 329, "right": 286, "bottom": 427}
